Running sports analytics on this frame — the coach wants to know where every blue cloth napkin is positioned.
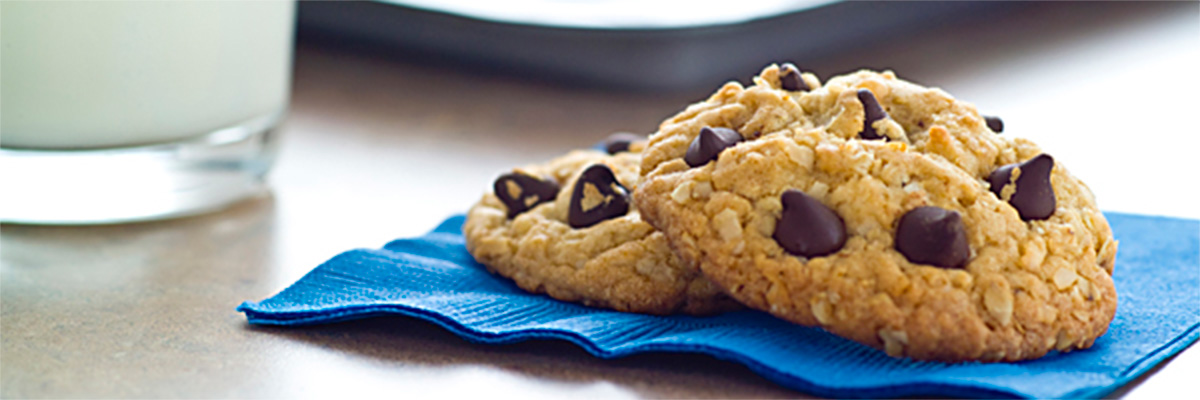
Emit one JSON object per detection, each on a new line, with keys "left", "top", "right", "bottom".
{"left": 238, "top": 212, "right": 1199, "bottom": 398}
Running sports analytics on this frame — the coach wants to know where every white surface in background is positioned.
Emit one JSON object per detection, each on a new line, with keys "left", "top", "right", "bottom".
{"left": 387, "top": 0, "right": 829, "bottom": 29}
{"left": 940, "top": 9, "right": 1200, "bottom": 220}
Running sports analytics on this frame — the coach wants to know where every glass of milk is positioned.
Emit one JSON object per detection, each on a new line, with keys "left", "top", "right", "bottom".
{"left": 0, "top": 0, "right": 295, "bottom": 224}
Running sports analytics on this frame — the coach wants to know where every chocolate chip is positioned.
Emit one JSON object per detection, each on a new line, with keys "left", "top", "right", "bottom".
{"left": 494, "top": 172, "right": 559, "bottom": 219}
{"left": 780, "top": 63, "right": 809, "bottom": 91}
{"left": 984, "top": 115, "right": 1004, "bottom": 133}
{"left": 988, "top": 154, "right": 1056, "bottom": 220}
{"left": 895, "top": 206, "right": 970, "bottom": 269}
{"left": 603, "top": 132, "right": 643, "bottom": 154}
{"left": 684, "top": 127, "right": 743, "bottom": 167}
{"left": 568, "top": 164, "right": 629, "bottom": 228}
{"left": 773, "top": 189, "right": 846, "bottom": 257}
{"left": 857, "top": 89, "right": 888, "bottom": 140}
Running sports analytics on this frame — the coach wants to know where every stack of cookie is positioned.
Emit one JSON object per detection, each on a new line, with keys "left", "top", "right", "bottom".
{"left": 464, "top": 65, "right": 1118, "bottom": 363}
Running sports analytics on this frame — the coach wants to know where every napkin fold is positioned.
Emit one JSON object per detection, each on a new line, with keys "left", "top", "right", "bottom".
{"left": 238, "top": 212, "right": 1199, "bottom": 399}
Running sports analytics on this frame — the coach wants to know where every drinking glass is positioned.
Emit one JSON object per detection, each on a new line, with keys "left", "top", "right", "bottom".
{"left": 0, "top": 0, "right": 295, "bottom": 224}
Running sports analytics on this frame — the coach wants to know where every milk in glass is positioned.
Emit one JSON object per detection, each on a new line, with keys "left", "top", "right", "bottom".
{"left": 0, "top": 1, "right": 295, "bottom": 224}
{"left": 1, "top": 1, "right": 294, "bottom": 149}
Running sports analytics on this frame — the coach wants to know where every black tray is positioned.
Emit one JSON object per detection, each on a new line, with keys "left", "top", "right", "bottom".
{"left": 297, "top": 1, "right": 1008, "bottom": 91}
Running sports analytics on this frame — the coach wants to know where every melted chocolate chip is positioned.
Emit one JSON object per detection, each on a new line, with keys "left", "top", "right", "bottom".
{"left": 773, "top": 189, "right": 846, "bottom": 257}
{"left": 857, "top": 89, "right": 888, "bottom": 140}
{"left": 780, "top": 63, "right": 809, "bottom": 91}
{"left": 603, "top": 132, "right": 643, "bottom": 154}
{"left": 684, "top": 127, "right": 743, "bottom": 168}
{"left": 895, "top": 206, "right": 970, "bottom": 269}
{"left": 494, "top": 172, "right": 559, "bottom": 219}
{"left": 984, "top": 115, "right": 1004, "bottom": 133}
{"left": 988, "top": 154, "right": 1056, "bottom": 221}
{"left": 568, "top": 164, "right": 629, "bottom": 228}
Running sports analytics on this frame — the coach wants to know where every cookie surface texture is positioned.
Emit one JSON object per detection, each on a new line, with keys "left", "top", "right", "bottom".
{"left": 634, "top": 65, "right": 1118, "bottom": 361}
{"left": 465, "top": 149, "right": 739, "bottom": 315}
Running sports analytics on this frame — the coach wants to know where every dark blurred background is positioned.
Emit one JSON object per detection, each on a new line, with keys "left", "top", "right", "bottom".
{"left": 295, "top": 0, "right": 1018, "bottom": 92}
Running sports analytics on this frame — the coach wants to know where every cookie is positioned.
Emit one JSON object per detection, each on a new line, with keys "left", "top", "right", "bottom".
{"left": 464, "top": 148, "right": 739, "bottom": 315}
{"left": 634, "top": 65, "right": 1118, "bottom": 361}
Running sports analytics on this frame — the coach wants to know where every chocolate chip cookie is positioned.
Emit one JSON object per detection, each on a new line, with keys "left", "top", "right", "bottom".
{"left": 634, "top": 64, "right": 1118, "bottom": 361}
{"left": 464, "top": 147, "right": 739, "bottom": 315}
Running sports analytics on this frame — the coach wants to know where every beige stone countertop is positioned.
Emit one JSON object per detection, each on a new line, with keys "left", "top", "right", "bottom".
{"left": 3, "top": 2, "right": 1197, "bottom": 398}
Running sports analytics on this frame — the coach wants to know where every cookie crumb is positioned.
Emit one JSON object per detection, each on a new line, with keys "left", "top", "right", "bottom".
{"left": 713, "top": 209, "right": 743, "bottom": 241}
{"left": 692, "top": 181, "right": 713, "bottom": 199}
{"left": 878, "top": 329, "right": 909, "bottom": 357}
{"left": 811, "top": 299, "right": 833, "bottom": 325}
{"left": 1053, "top": 267, "right": 1078, "bottom": 290}
{"left": 984, "top": 284, "right": 1014, "bottom": 326}
{"left": 671, "top": 182, "right": 693, "bottom": 204}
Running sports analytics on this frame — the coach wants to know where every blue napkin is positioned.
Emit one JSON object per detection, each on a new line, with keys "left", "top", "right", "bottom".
{"left": 238, "top": 212, "right": 1199, "bottom": 398}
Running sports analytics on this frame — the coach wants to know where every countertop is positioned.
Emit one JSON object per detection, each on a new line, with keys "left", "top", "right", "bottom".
{"left": 3, "top": 2, "right": 1197, "bottom": 398}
